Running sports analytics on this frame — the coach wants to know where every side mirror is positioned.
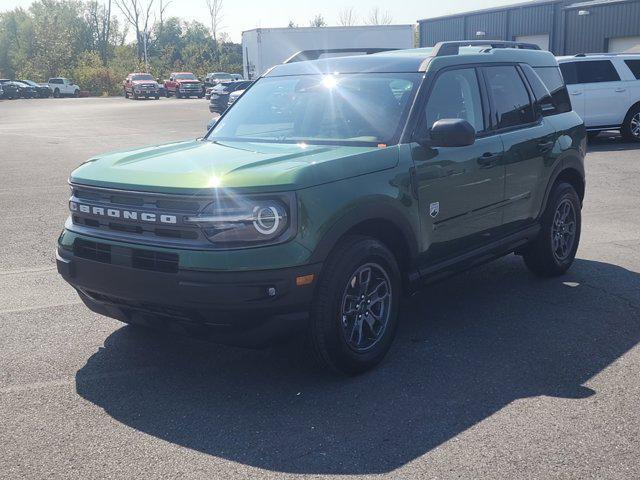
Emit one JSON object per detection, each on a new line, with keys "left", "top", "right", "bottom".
{"left": 428, "top": 119, "right": 476, "bottom": 148}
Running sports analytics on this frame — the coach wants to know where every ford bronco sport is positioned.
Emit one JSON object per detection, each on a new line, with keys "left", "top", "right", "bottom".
{"left": 57, "top": 41, "right": 586, "bottom": 374}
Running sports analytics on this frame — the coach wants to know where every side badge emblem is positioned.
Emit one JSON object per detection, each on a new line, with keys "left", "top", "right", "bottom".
{"left": 430, "top": 202, "right": 440, "bottom": 218}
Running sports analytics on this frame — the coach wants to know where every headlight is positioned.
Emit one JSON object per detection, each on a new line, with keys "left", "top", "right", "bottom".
{"left": 185, "top": 193, "right": 296, "bottom": 248}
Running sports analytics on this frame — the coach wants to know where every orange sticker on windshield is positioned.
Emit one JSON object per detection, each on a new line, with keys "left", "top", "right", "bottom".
{"left": 377, "top": 143, "right": 387, "bottom": 148}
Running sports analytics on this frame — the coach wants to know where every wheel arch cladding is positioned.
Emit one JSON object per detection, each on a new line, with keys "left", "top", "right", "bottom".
{"left": 555, "top": 168, "right": 585, "bottom": 203}
{"left": 308, "top": 205, "right": 419, "bottom": 278}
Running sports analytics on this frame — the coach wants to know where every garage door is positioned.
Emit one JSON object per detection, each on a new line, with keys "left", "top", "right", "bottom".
{"left": 608, "top": 36, "right": 640, "bottom": 53}
{"left": 515, "top": 34, "right": 550, "bottom": 51}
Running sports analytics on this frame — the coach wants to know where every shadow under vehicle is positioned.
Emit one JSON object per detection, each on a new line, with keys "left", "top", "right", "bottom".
{"left": 76, "top": 256, "right": 640, "bottom": 475}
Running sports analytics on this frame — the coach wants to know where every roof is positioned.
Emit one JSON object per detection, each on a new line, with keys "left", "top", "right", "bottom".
{"left": 418, "top": 0, "right": 636, "bottom": 22}
{"left": 418, "top": 0, "right": 562, "bottom": 23}
{"left": 242, "top": 24, "right": 414, "bottom": 35}
{"left": 564, "top": 0, "right": 631, "bottom": 9}
{"left": 265, "top": 46, "right": 557, "bottom": 77}
{"left": 556, "top": 52, "right": 640, "bottom": 61}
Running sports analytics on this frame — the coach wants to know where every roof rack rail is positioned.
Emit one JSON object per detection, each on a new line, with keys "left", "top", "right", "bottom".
{"left": 432, "top": 40, "right": 541, "bottom": 57}
{"left": 574, "top": 52, "right": 639, "bottom": 57}
{"left": 283, "top": 48, "right": 397, "bottom": 63}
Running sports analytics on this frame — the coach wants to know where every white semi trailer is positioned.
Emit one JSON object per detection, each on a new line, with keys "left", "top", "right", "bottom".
{"left": 242, "top": 25, "right": 415, "bottom": 80}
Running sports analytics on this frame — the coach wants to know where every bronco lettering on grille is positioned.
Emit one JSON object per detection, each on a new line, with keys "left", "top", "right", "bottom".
{"left": 70, "top": 201, "right": 177, "bottom": 224}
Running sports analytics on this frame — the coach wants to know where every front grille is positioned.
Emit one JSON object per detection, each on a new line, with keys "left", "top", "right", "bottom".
{"left": 132, "top": 249, "right": 179, "bottom": 273}
{"left": 74, "top": 238, "right": 111, "bottom": 263}
{"left": 70, "top": 184, "right": 212, "bottom": 248}
{"left": 74, "top": 238, "right": 179, "bottom": 274}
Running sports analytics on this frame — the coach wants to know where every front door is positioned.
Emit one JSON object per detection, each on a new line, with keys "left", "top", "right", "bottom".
{"left": 411, "top": 67, "right": 505, "bottom": 263}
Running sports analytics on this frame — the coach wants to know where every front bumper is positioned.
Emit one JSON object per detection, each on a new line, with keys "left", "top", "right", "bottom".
{"left": 57, "top": 237, "right": 321, "bottom": 347}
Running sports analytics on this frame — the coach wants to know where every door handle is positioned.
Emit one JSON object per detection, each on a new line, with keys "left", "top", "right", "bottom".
{"left": 571, "top": 91, "right": 583, "bottom": 96}
{"left": 477, "top": 152, "right": 501, "bottom": 166}
{"left": 615, "top": 88, "right": 626, "bottom": 93}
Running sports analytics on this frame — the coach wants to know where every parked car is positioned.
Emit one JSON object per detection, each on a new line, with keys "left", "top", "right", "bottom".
{"left": 57, "top": 41, "right": 585, "bottom": 374}
{"left": 226, "top": 88, "right": 244, "bottom": 107}
{"left": 123, "top": 72, "right": 160, "bottom": 100}
{"left": 48, "top": 78, "right": 80, "bottom": 98}
{"left": 204, "top": 72, "right": 233, "bottom": 88}
{"left": 208, "top": 80, "right": 251, "bottom": 112}
{"left": 164, "top": 72, "right": 203, "bottom": 98}
{"left": 557, "top": 53, "right": 640, "bottom": 141}
{"left": 0, "top": 80, "right": 21, "bottom": 99}
{"left": 13, "top": 81, "right": 38, "bottom": 98}
{"left": 206, "top": 116, "right": 218, "bottom": 130}
{"left": 18, "top": 79, "right": 51, "bottom": 98}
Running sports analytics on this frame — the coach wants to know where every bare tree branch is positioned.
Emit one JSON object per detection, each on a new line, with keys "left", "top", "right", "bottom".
{"left": 114, "top": 0, "right": 155, "bottom": 61}
{"left": 338, "top": 6, "right": 357, "bottom": 26}
{"left": 205, "top": 0, "right": 224, "bottom": 44}
{"left": 365, "top": 7, "right": 392, "bottom": 25}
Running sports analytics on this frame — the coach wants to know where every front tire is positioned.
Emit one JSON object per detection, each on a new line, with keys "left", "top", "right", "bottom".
{"left": 73, "top": 89, "right": 79, "bottom": 98}
{"left": 621, "top": 104, "right": 640, "bottom": 142}
{"left": 53, "top": 88, "right": 60, "bottom": 98}
{"left": 523, "top": 182, "right": 581, "bottom": 277}
{"left": 308, "top": 235, "right": 401, "bottom": 375}
{"left": 124, "top": 88, "right": 129, "bottom": 99}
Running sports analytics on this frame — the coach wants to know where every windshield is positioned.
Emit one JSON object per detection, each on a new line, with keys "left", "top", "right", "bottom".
{"left": 132, "top": 74, "right": 154, "bottom": 81}
{"left": 207, "top": 73, "right": 420, "bottom": 146}
{"left": 214, "top": 73, "right": 233, "bottom": 79}
{"left": 175, "top": 73, "right": 196, "bottom": 80}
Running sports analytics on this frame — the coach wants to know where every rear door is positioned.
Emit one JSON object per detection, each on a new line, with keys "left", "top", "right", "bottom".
{"left": 482, "top": 64, "right": 557, "bottom": 231}
{"left": 579, "top": 60, "right": 628, "bottom": 127}
{"left": 411, "top": 67, "right": 505, "bottom": 262}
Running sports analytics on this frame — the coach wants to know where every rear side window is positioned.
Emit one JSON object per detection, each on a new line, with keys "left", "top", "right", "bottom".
{"left": 625, "top": 60, "right": 640, "bottom": 79}
{"left": 561, "top": 60, "right": 620, "bottom": 84}
{"left": 530, "top": 66, "right": 572, "bottom": 115}
{"left": 484, "top": 65, "right": 535, "bottom": 129}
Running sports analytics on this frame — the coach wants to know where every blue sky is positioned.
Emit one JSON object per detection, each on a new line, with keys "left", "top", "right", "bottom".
{"left": 0, "top": 0, "right": 524, "bottom": 42}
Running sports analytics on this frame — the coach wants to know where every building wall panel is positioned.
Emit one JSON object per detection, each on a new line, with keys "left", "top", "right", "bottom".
{"left": 564, "top": 1, "right": 640, "bottom": 54}
{"left": 418, "top": 0, "right": 640, "bottom": 54}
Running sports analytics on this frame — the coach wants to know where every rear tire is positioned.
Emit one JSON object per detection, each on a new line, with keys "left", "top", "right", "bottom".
{"left": 307, "top": 235, "right": 401, "bottom": 375}
{"left": 621, "top": 104, "right": 640, "bottom": 142}
{"left": 523, "top": 182, "right": 581, "bottom": 277}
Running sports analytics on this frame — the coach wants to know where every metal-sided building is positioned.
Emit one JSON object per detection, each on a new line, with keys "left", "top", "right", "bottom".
{"left": 418, "top": 0, "right": 640, "bottom": 55}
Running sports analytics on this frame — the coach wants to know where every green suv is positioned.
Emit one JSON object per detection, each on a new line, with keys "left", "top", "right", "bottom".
{"left": 57, "top": 41, "right": 586, "bottom": 374}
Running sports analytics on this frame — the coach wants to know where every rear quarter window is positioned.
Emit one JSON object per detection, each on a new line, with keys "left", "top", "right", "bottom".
{"left": 625, "top": 60, "right": 640, "bottom": 79}
{"left": 530, "top": 66, "right": 572, "bottom": 115}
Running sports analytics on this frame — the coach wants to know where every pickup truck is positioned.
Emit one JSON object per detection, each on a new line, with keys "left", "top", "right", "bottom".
{"left": 163, "top": 72, "right": 204, "bottom": 98}
{"left": 123, "top": 72, "right": 160, "bottom": 100}
{"left": 48, "top": 78, "right": 80, "bottom": 98}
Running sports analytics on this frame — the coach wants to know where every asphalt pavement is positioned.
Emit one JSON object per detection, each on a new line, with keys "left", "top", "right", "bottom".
{"left": 1, "top": 97, "right": 639, "bottom": 479}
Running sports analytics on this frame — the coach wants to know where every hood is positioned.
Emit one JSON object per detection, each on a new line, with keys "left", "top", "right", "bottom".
{"left": 132, "top": 79, "right": 158, "bottom": 86}
{"left": 177, "top": 79, "right": 200, "bottom": 84}
{"left": 70, "top": 139, "right": 398, "bottom": 193}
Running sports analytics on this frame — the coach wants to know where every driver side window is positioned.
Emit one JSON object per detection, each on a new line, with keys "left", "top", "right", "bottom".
{"left": 424, "top": 68, "right": 485, "bottom": 133}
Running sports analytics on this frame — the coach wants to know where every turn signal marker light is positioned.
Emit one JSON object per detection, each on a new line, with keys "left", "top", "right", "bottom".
{"left": 296, "top": 274, "right": 315, "bottom": 286}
